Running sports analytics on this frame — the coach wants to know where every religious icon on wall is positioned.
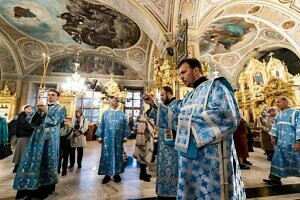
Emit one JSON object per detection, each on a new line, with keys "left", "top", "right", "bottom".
{"left": 253, "top": 72, "right": 264, "bottom": 86}
{"left": 175, "top": 19, "right": 188, "bottom": 65}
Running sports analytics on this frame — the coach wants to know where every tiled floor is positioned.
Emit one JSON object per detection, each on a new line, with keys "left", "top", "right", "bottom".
{"left": 0, "top": 140, "right": 299, "bottom": 200}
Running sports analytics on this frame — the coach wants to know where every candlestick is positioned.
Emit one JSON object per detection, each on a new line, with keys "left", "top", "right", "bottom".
{"left": 39, "top": 53, "right": 50, "bottom": 102}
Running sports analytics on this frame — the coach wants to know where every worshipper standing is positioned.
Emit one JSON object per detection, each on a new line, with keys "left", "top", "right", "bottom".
{"left": 263, "top": 96, "right": 300, "bottom": 185}
{"left": 13, "top": 89, "right": 66, "bottom": 200}
{"left": 233, "top": 119, "right": 250, "bottom": 169}
{"left": 244, "top": 119, "right": 254, "bottom": 153}
{"left": 58, "top": 119, "right": 73, "bottom": 176}
{"left": 133, "top": 114, "right": 155, "bottom": 182}
{"left": 144, "top": 58, "right": 246, "bottom": 200}
{"left": 69, "top": 109, "right": 88, "bottom": 169}
{"left": 257, "top": 108, "right": 277, "bottom": 161}
{"left": 13, "top": 105, "right": 34, "bottom": 173}
{"left": 96, "top": 97, "right": 130, "bottom": 184}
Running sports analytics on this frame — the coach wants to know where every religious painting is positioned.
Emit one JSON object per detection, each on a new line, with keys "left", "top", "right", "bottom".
{"left": 199, "top": 17, "right": 256, "bottom": 55}
{"left": 0, "top": 0, "right": 141, "bottom": 49}
{"left": 30, "top": 54, "right": 141, "bottom": 80}
{"left": 175, "top": 19, "right": 188, "bottom": 65}
{"left": 253, "top": 72, "right": 264, "bottom": 86}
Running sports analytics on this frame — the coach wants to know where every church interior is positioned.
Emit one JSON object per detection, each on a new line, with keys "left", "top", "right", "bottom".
{"left": 0, "top": 0, "right": 300, "bottom": 199}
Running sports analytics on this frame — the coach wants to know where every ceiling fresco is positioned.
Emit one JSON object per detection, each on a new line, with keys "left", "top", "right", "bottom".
{"left": 30, "top": 54, "right": 141, "bottom": 80}
{"left": 0, "top": 0, "right": 141, "bottom": 49}
{"left": 199, "top": 18, "right": 257, "bottom": 55}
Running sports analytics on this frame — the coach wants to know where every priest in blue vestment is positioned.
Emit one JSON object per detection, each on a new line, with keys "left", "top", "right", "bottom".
{"left": 144, "top": 58, "right": 246, "bottom": 200}
{"left": 263, "top": 96, "right": 300, "bottom": 185}
{"left": 149, "top": 86, "right": 180, "bottom": 198}
{"left": 14, "top": 89, "right": 66, "bottom": 200}
{"left": 96, "top": 96, "right": 130, "bottom": 184}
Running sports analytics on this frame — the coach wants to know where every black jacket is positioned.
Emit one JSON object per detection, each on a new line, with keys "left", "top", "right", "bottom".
{"left": 16, "top": 111, "right": 34, "bottom": 138}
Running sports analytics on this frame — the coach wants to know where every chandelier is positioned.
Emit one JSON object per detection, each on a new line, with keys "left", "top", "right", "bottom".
{"left": 104, "top": 76, "right": 127, "bottom": 101}
{"left": 62, "top": 49, "right": 86, "bottom": 95}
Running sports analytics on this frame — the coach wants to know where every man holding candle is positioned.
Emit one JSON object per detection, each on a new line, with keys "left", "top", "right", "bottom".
{"left": 13, "top": 89, "right": 66, "bottom": 200}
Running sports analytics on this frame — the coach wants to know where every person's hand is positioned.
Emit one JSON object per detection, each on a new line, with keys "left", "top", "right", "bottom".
{"left": 37, "top": 101, "right": 47, "bottom": 113}
{"left": 294, "top": 142, "right": 300, "bottom": 152}
{"left": 143, "top": 92, "right": 155, "bottom": 106}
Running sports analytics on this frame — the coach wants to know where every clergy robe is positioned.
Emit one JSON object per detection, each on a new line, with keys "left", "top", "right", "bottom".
{"left": 0, "top": 117, "right": 8, "bottom": 144}
{"left": 13, "top": 103, "right": 66, "bottom": 190}
{"left": 96, "top": 109, "right": 130, "bottom": 176}
{"left": 153, "top": 77, "right": 246, "bottom": 200}
{"left": 270, "top": 108, "right": 300, "bottom": 177}
{"left": 151, "top": 98, "right": 180, "bottom": 197}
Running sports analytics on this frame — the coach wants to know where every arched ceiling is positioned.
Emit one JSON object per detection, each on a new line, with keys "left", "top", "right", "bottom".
{"left": 187, "top": 0, "right": 300, "bottom": 86}
{"left": 0, "top": 0, "right": 299, "bottom": 88}
{"left": 0, "top": 0, "right": 141, "bottom": 48}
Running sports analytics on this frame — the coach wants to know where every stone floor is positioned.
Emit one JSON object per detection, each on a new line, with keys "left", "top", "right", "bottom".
{"left": 0, "top": 140, "right": 299, "bottom": 200}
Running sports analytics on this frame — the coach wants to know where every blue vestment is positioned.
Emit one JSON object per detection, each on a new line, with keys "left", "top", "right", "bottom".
{"left": 96, "top": 109, "right": 130, "bottom": 176}
{"left": 154, "top": 99, "right": 180, "bottom": 197}
{"left": 153, "top": 77, "right": 246, "bottom": 200}
{"left": 13, "top": 103, "right": 66, "bottom": 190}
{"left": 0, "top": 117, "right": 8, "bottom": 144}
{"left": 270, "top": 108, "right": 300, "bottom": 177}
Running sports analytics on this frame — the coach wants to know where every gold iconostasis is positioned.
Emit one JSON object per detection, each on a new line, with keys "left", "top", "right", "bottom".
{"left": 235, "top": 55, "right": 300, "bottom": 123}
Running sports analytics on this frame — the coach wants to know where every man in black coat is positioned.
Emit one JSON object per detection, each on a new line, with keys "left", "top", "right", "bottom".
{"left": 13, "top": 105, "right": 34, "bottom": 172}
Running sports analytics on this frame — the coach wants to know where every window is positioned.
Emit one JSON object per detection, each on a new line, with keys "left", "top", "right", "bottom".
{"left": 124, "top": 90, "right": 143, "bottom": 122}
{"left": 78, "top": 90, "right": 102, "bottom": 123}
